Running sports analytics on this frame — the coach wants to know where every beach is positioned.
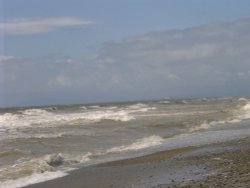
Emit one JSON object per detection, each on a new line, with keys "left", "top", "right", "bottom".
{"left": 24, "top": 136, "right": 250, "bottom": 188}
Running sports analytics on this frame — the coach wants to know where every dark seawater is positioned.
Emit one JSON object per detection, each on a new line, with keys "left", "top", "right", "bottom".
{"left": 1, "top": 97, "right": 250, "bottom": 187}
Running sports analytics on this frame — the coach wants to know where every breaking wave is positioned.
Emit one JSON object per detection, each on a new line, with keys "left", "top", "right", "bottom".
{"left": 0, "top": 103, "right": 155, "bottom": 130}
{"left": 190, "top": 101, "right": 250, "bottom": 132}
{"left": 0, "top": 151, "right": 92, "bottom": 188}
{"left": 0, "top": 134, "right": 163, "bottom": 188}
{"left": 106, "top": 135, "right": 164, "bottom": 153}
{"left": 21, "top": 109, "right": 50, "bottom": 116}
{"left": 0, "top": 171, "right": 67, "bottom": 188}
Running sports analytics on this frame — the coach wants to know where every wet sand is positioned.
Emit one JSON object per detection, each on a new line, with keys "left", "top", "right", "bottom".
{"left": 25, "top": 137, "right": 250, "bottom": 188}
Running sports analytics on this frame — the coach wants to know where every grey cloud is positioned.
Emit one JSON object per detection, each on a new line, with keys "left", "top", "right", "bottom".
{"left": 2, "top": 18, "right": 250, "bottom": 106}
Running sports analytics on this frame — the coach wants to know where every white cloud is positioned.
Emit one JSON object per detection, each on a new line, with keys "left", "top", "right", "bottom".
{"left": 0, "top": 17, "right": 93, "bottom": 35}
{"left": 166, "top": 44, "right": 220, "bottom": 60}
{"left": 2, "top": 18, "right": 250, "bottom": 106}
{"left": 54, "top": 75, "right": 72, "bottom": 87}
{"left": 0, "top": 55, "right": 17, "bottom": 62}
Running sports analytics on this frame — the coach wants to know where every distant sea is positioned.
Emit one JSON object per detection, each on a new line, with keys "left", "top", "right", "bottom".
{"left": 1, "top": 97, "right": 250, "bottom": 188}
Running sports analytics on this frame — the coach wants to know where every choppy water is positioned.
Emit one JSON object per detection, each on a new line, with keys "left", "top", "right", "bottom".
{"left": 1, "top": 97, "right": 250, "bottom": 188}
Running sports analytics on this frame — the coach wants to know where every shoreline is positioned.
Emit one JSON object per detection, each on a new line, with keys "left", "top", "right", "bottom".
{"left": 24, "top": 136, "right": 250, "bottom": 188}
{"left": 97, "top": 146, "right": 195, "bottom": 167}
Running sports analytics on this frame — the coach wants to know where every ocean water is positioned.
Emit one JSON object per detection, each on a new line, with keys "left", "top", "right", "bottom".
{"left": 1, "top": 97, "right": 250, "bottom": 188}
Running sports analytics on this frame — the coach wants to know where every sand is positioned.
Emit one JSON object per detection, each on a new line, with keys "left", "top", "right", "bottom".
{"left": 24, "top": 137, "right": 250, "bottom": 188}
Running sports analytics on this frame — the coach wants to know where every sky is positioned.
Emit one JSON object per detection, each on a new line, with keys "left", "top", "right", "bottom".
{"left": 1, "top": 0, "right": 250, "bottom": 107}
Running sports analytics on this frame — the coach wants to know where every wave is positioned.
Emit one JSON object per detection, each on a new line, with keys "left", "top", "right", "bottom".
{"left": 82, "top": 110, "right": 134, "bottom": 122}
{"left": 41, "top": 136, "right": 164, "bottom": 166}
{"left": 124, "top": 103, "right": 156, "bottom": 112}
{"left": 238, "top": 97, "right": 248, "bottom": 101}
{"left": 0, "top": 134, "right": 163, "bottom": 188}
{"left": 0, "top": 151, "right": 92, "bottom": 188}
{"left": 0, "top": 103, "right": 156, "bottom": 132}
{"left": 0, "top": 171, "right": 67, "bottom": 188}
{"left": 26, "top": 130, "right": 95, "bottom": 139}
{"left": 242, "top": 102, "right": 250, "bottom": 118}
{"left": 44, "top": 152, "right": 92, "bottom": 166}
{"left": 21, "top": 109, "right": 50, "bottom": 116}
{"left": 232, "top": 100, "right": 250, "bottom": 121}
{"left": 189, "top": 120, "right": 227, "bottom": 132}
{"left": 0, "top": 149, "right": 29, "bottom": 158}
{"left": 106, "top": 135, "right": 164, "bottom": 153}
{"left": 0, "top": 110, "right": 127, "bottom": 129}
{"left": 79, "top": 106, "right": 87, "bottom": 110}
{"left": 190, "top": 101, "right": 250, "bottom": 132}
{"left": 158, "top": 100, "right": 171, "bottom": 104}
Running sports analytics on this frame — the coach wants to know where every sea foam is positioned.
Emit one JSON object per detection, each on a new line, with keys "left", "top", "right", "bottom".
{"left": 190, "top": 101, "right": 250, "bottom": 132}
{"left": 0, "top": 103, "right": 155, "bottom": 130}
{"left": 106, "top": 135, "right": 164, "bottom": 153}
{"left": 0, "top": 151, "right": 92, "bottom": 188}
{"left": 0, "top": 171, "right": 67, "bottom": 188}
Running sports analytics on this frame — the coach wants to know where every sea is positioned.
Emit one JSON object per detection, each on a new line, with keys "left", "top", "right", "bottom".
{"left": 1, "top": 97, "right": 250, "bottom": 188}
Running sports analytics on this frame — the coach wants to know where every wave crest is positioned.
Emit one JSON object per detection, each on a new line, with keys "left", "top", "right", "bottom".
{"left": 106, "top": 135, "right": 164, "bottom": 153}
{"left": 190, "top": 100, "right": 250, "bottom": 132}
{"left": 0, "top": 103, "right": 156, "bottom": 131}
{"left": 21, "top": 109, "right": 50, "bottom": 116}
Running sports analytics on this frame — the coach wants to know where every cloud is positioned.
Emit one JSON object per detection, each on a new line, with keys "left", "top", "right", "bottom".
{"left": 168, "top": 74, "right": 180, "bottom": 80}
{"left": 0, "top": 17, "right": 93, "bottom": 35}
{"left": 2, "top": 18, "right": 250, "bottom": 106}
{"left": 49, "top": 75, "right": 72, "bottom": 87}
{"left": 0, "top": 55, "right": 17, "bottom": 62}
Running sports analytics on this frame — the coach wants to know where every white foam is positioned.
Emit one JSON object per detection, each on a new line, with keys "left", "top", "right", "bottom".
{"left": 189, "top": 118, "right": 245, "bottom": 132}
{"left": 77, "top": 152, "right": 92, "bottom": 163}
{"left": 21, "top": 109, "right": 50, "bottom": 116}
{"left": 79, "top": 106, "right": 87, "bottom": 110}
{"left": 42, "top": 152, "right": 93, "bottom": 167}
{"left": 82, "top": 110, "right": 134, "bottom": 122}
{"left": 0, "top": 113, "right": 28, "bottom": 127}
{"left": 89, "top": 105, "right": 101, "bottom": 109}
{"left": 189, "top": 121, "right": 217, "bottom": 132}
{"left": 0, "top": 171, "right": 67, "bottom": 188}
{"left": 106, "top": 135, "right": 164, "bottom": 153}
{"left": 0, "top": 109, "right": 134, "bottom": 129}
{"left": 158, "top": 100, "right": 171, "bottom": 104}
{"left": 0, "top": 151, "right": 93, "bottom": 188}
{"left": 137, "top": 111, "right": 214, "bottom": 117}
{"left": 237, "top": 101, "right": 250, "bottom": 120}
{"left": 190, "top": 100, "right": 250, "bottom": 132}
{"left": 30, "top": 132, "right": 66, "bottom": 139}
{"left": 243, "top": 102, "right": 250, "bottom": 111}
{"left": 238, "top": 97, "right": 248, "bottom": 101}
{"left": 0, "top": 103, "right": 157, "bottom": 132}
{"left": 0, "top": 106, "right": 155, "bottom": 142}
{"left": 105, "top": 106, "right": 118, "bottom": 110}
{"left": 50, "top": 152, "right": 92, "bottom": 164}
{"left": 126, "top": 103, "right": 148, "bottom": 109}
{"left": 124, "top": 103, "right": 156, "bottom": 114}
